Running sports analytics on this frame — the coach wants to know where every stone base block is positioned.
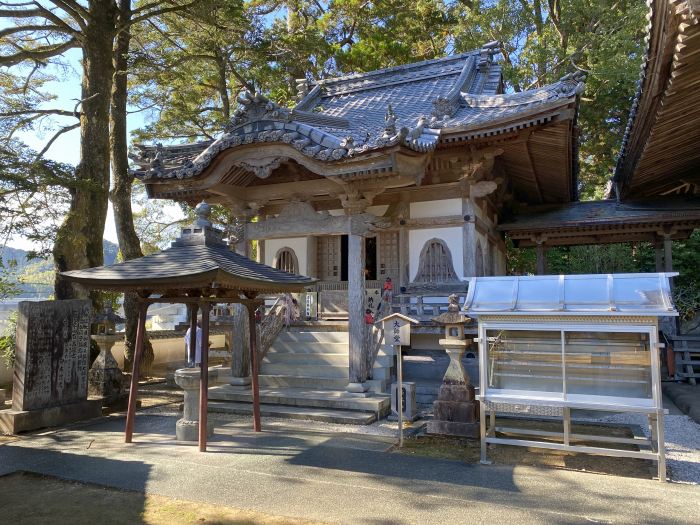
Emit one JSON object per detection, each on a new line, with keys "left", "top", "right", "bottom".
{"left": 229, "top": 376, "right": 251, "bottom": 386}
{"left": 427, "top": 420, "right": 479, "bottom": 438}
{"left": 433, "top": 400, "right": 477, "bottom": 423}
{"left": 176, "top": 418, "right": 215, "bottom": 441}
{"left": 0, "top": 398, "right": 103, "bottom": 434}
{"left": 437, "top": 383, "right": 475, "bottom": 402}
{"left": 346, "top": 382, "right": 369, "bottom": 394}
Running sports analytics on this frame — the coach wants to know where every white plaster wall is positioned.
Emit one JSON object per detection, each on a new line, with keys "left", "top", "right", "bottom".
{"left": 409, "top": 227, "right": 464, "bottom": 281}
{"left": 264, "top": 237, "right": 309, "bottom": 275}
{"left": 410, "top": 199, "right": 462, "bottom": 219}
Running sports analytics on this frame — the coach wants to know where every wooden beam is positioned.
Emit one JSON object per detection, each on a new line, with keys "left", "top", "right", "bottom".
{"left": 125, "top": 303, "right": 148, "bottom": 444}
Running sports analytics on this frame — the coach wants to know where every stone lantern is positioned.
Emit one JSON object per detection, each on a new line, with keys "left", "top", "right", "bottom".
{"left": 426, "top": 294, "right": 479, "bottom": 438}
{"left": 89, "top": 306, "right": 126, "bottom": 404}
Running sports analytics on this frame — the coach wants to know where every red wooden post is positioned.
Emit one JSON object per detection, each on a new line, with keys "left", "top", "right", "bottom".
{"left": 247, "top": 302, "right": 261, "bottom": 432}
{"left": 199, "top": 302, "right": 210, "bottom": 452}
{"left": 188, "top": 303, "right": 198, "bottom": 365}
{"left": 125, "top": 302, "right": 148, "bottom": 443}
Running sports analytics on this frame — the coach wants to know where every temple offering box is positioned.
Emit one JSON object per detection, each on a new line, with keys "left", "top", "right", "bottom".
{"left": 463, "top": 273, "right": 677, "bottom": 481}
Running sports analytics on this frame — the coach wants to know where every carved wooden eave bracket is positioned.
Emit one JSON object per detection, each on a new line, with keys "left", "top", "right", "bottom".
{"left": 245, "top": 200, "right": 390, "bottom": 240}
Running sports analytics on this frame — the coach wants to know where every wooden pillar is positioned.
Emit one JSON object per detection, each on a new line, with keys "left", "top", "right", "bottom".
{"left": 462, "top": 198, "right": 476, "bottom": 278}
{"left": 125, "top": 302, "right": 148, "bottom": 443}
{"left": 399, "top": 225, "right": 409, "bottom": 288}
{"left": 347, "top": 233, "right": 369, "bottom": 393}
{"left": 535, "top": 239, "right": 547, "bottom": 275}
{"left": 187, "top": 303, "right": 198, "bottom": 364}
{"left": 199, "top": 302, "right": 210, "bottom": 452}
{"left": 654, "top": 239, "right": 664, "bottom": 272}
{"left": 663, "top": 235, "right": 673, "bottom": 272}
{"left": 246, "top": 301, "right": 262, "bottom": 431}
{"left": 257, "top": 239, "right": 265, "bottom": 264}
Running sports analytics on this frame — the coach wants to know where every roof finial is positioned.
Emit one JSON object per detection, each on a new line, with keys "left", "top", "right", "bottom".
{"left": 194, "top": 201, "right": 212, "bottom": 228}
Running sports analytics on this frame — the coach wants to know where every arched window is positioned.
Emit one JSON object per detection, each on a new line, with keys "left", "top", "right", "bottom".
{"left": 475, "top": 241, "right": 484, "bottom": 277}
{"left": 413, "top": 238, "right": 459, "bottom": 283}
{"left": 274, "top": 247, "right": 299, "bottom": 274}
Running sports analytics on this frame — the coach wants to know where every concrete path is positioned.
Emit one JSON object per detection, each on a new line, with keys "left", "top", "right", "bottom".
{"left": 1, "top": 413, "right": 699, "bottom": 525}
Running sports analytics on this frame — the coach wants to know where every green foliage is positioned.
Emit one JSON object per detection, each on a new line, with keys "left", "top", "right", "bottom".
{"left": 0, "top": 310, "right": 18, "bottom": 368}
{"left": 449, "top": 0, "right": 647, "bottom": 199}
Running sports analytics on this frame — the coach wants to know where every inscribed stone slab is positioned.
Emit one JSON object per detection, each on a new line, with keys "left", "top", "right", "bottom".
{"left": 13, "top": 300, "right": 91, "bottom": 411}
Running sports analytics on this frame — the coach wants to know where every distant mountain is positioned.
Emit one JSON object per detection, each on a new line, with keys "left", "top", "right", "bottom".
{"left": 1, "top": 240, "right": 119, "bottom": 297}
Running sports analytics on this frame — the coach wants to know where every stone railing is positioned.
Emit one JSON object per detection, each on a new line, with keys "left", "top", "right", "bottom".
{"left": 366, "top": 324, "right": 385, "bottom": 379}
{"left": 258, "top": 297, "right": 288, "bottom": 361}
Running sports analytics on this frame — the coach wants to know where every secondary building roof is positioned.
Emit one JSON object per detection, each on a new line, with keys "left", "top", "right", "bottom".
{"left": 500, "top": 197, "right": 700, "bottom": 247}
{"left": 614, "top": 0, "right": 700, "bottom": 198}
{"left": 61, "top": 203, "right": 315, "bottom": 295}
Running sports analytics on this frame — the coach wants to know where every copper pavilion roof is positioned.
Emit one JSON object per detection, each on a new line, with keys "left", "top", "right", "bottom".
{"left": 62, "top": 203, "right": 315, "bottom": 294}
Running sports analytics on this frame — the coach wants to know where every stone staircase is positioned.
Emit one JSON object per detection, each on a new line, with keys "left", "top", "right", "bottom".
{"left": 210, "top": 323, "right": 392, "bottom": 424}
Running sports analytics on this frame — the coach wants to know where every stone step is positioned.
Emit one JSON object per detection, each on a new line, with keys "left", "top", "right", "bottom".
{"left": 208, "top": 401, "right": 376, "bottom": 425}
{"left": 267, "top": 341, "right": 349, "bottom": 354}
{"left": 258, "top": 374, "right": 349, "bottom": 390}
{"left": 262, "top": 353, "right": 393, "bottom": 367}
{"left": 277, "top": 332, "right": 349, "bottom": 343}
{"left": 260, "top": 363, "right": 391, "bottom": 380}
{"left": 208, "top": 385, "right": 390, "bottom": 415}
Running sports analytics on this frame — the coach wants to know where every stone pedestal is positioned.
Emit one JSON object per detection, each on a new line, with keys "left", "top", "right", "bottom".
{"left": 427, "top": 342, "right": 479, "bottom": 438}
{"left": 174, "top": 367, "right": 214, "bottom": 441}
{"left": 88, "top": 334, "right": 126, "bottom": 404}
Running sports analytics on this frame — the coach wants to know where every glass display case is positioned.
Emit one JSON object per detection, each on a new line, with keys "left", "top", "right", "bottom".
{"left": 464, "top": 273, "right": 677, "bottom": 482}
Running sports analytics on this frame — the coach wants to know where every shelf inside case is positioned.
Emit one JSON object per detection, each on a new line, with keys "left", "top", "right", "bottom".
{"left": 485, "top": 328, "right": 653, "bottom": 400}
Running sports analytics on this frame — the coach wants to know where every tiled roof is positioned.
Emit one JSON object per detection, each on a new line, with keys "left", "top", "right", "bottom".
{"left": 132, "top": 44, "right": 582, "bottom": 182}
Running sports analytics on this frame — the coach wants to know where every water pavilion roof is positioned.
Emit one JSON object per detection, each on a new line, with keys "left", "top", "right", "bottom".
{"left": 61, "top": 203, "right": 315, "bottom": 295}
{"left": 131, "top": 43, "right": 584, "bottom": 206}
{"left": 615, "top": 0, "right": 700, "bottom": 198}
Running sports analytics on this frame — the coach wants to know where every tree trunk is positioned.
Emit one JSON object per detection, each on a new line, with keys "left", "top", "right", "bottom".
{"left": 110, "top": 0, "right": 154, "bottom": 377}
{"left": 53, "top": 1, "right": 119, "bottom": 304}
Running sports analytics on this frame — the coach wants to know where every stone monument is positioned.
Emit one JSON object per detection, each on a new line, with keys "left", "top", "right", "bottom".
{"left": 174, "top": 367, "right": 215, "bottom": 441}
{"left": 0, "top": 300, "right": 102, "bottom": 434}
{"left": 88, "top": 307, "right": 126, "bottom": 405}
{"left": 426, "top": 294, "right": 479, "bottom": 438}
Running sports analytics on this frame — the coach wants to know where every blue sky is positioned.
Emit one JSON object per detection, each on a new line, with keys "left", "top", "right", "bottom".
{"left": 9, "top": 49, "right": 185, "bottom": 252}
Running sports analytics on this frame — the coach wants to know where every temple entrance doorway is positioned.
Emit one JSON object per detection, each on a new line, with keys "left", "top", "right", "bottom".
{"left": 338, "top": 235, "right": 376, "bottom": 281}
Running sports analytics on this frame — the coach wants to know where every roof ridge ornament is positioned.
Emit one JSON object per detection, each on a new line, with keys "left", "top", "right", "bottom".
{"left": 478, "top": 41, "right": 500, "bottom": 70}
{"left": 226, "top": 90, "right": 292, "bottom": 131}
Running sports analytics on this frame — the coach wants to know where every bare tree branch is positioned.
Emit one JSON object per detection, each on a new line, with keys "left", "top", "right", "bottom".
{"left": 0, "top": 36, "right": 78, "bottom": 66}
{"left": 0, "top": 108, "right": 80, "bottom": 117}
{"left": 33, "top": 121, "right": 79, "bottom": 161}
{"left": 0, "top": 24, "right": 75, "bottom": 38}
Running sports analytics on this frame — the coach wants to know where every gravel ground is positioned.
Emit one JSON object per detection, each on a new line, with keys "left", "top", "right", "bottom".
{"left": 573, "top": 411, "right": 700, "bottom": 484}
